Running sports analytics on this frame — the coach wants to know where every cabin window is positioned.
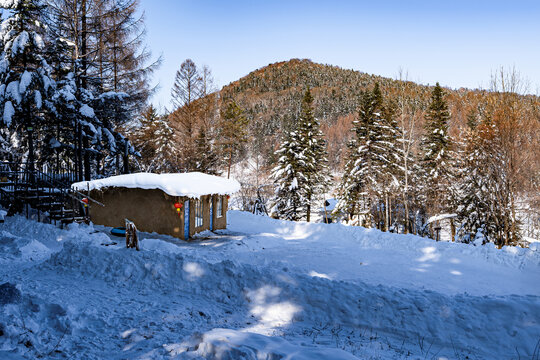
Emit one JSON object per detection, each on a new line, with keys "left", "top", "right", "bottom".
{"left": 217, "top": 196, "right": 223, "bottom": 218}
{"left": 195, "top": 199, "right": 203, "bottom": 227}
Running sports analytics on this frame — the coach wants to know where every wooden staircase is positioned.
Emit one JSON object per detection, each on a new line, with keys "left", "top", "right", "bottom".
{"left": 0, "top": 162, "right": 100, "bottom": 226}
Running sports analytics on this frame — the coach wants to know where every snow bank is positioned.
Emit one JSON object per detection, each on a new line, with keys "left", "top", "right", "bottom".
{"left": 0, "top": 283, "right": 74, "bottom": 359}
{"left": 38, "top": 238, "right": 540, "bottom": 359}
{"left": 72, "top": 172, "right": 241, "bottom": 198}
{"left": 1, "top": 212, "right": 539, "bottom": 359}
{"left": 227, "top": 211, "right": 540, "bottom": 296}
{"left": 174, "top": 328, "right": 360, "bottom": 359}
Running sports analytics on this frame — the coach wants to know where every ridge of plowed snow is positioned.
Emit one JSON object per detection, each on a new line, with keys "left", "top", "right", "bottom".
{"left": 38, "top": 238, "right": 540, "bottom": 358}
{"left": 1, "top": 212, "right": 539, "bottom": 359}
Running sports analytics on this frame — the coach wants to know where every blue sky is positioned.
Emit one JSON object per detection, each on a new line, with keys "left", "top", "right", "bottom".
{"left": 139, "top": 0, "right": 540, "bottom": 110}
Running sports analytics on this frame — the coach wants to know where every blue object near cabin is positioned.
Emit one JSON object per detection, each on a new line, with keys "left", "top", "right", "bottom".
{"left": 184, "top": 200, "right": 190, "bottom": 240}
{"left": 210, "top": 201, "right": 214, "bottom": 231}
{"left": 110, "top": 227, "right": 126, "bottom": 237}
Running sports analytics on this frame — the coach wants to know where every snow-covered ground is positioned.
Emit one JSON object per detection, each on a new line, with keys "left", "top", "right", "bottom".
{"left": 0, "top": 210, "right": 539, "bottom": 359}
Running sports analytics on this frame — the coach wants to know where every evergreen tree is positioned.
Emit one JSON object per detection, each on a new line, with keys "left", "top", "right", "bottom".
{"left": 131, "top": 105, "right": 175, "bottom": 172}
{"left": 0, "top": 0, "right": 55, "bottom": 172}
{"left": 150, "top": 114, "right": 175, "bottom": 173}
{"left": 194, "top": 127, "right": 220, "bottom": 175}
{"left": 456, "top": 113, "right": 521, "bottom": 247}
{"left": 219, "top": 100, "right": 248, "bottom": 178}
{"left": 456, "top": 118, "right": 489, "bottom": 244}
{"left": 296, "top": 87, "right": 330, "bottom": 222}
{"left": 420, "top": 82, "right": 454, "bottom": 217}
{"left": 271, "top": 129, "right": 306, "bottom": 221}
{"left": 334, "top": 84, "right": 402, "bottom": 229}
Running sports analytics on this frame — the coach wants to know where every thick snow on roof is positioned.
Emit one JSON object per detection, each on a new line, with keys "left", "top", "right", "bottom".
{"left": 72, "top": 172, "right": 240, "bottom": 198}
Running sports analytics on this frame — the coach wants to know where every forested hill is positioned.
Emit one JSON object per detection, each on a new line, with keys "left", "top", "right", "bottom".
{"left": 166, "top": 58, "right": 537, "bottom": 174}
{"left": 159, "top": 58, "right": 539, "bottom": 244}
{"left": 213, "top": 58, "right": 482, "bottom": 168}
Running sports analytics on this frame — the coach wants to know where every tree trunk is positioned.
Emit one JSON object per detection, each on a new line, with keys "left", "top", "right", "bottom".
{"left": 306, "top": 194, "right": 311, "bottom": 222}
{"left": 27, "top": 127, "right": 35, "bottom": 182}
{"left": 123, "top": 139, "right": 129, "bottom": 174}
{"left": 227, "top": 148, "right": 232, "bottom": 179}
{"left": 385, "top": 192, "right": 390, "bottom": 232}
{"left": 403, "top": 170, "right": 410, "bottom": 234}
{"left": 83, "top": 135, "right": 91, "bottom": 180}
{"left": 77, "top": 122, "right": 83, "bottom": 181}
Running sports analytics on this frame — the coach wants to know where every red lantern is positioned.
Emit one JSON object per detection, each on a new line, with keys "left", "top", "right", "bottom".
{"left": 82, "top": 198, "right": 89, "bottom": 204}
{"left": 174, "top": 202, "right": 183, "bottom": 214}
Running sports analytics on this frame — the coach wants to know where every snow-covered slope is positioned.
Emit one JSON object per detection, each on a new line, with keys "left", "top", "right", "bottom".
{"left": 0, "top": 211, "right": 539, "bottom": 359}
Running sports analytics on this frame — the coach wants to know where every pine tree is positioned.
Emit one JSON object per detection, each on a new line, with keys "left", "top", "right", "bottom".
{"left": 334, "top": 84, "right": 402, "bottom": 229}
{"left": 131, "top": 105, "right": 175, "bottom": 172}
{"left": 0, "top": 0, "right": 56, "bottom": 173}
{"left": 219, "top": 100, "right": 248, "bottom": 178}
{"left": 150, "top": 114, "right": 175, "bottom": 173}
{"left": 194, "top": 127, "right": 220, "bottom": 175}
{"left": 456, "top": 113, "right": 521, "bottom": 247}
{"left": 271, "top": 129, "right": 306, "bottom": 221}
{"left": 420, "top": 82, "right": 454, "bottom": 218}
{"left": 296, "top": 88, "right": 330, "bottom": 221}
{"left": 456, "top": 117, "right": 489, "bottom": 244}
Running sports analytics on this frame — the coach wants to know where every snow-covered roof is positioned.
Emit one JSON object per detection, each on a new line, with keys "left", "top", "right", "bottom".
{"left": 427, "top": 213, "right": 457, "bottom": 224}
{"left": 72, "top": 172, "right": 240, "bottom": 198}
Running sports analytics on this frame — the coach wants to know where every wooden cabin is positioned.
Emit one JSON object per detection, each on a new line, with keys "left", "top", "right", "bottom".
{"left": 72, "top": 173, "right": 240, "bottom": 240}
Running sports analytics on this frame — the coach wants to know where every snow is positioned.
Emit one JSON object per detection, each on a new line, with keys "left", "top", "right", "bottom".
{"left": 34, "top": 90, "right": 41, "bottom": 109}
{"left": 18, "top": 70, "right": 32, "bottom": 95}
{"left": 10, "top": 30, "right": 29, "bottom": 55}
{"left": 3, "top": 101, "right": 14, "bottom": 126}
{"left": 0, "top": 211, "right": 538, "bottom": 359}
{"left": 427, "top": 213, "right": 457, "bottom": 224}
{"left": 0, "top": 0, "right": 22, "bottom": 8}
{"left": 79, "top": 104, "right": 95, "bottom": 118}
{"left": 177, "top": 328, "right": 359, "bottom": 359}
{"left": 72, "top": 172, "right": 241, "bottom": 198}
{"left": 5, "top": 81, "right": 21, "bottom": 104}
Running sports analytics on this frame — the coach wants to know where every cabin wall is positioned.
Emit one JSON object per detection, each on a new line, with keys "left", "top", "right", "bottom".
{"left": 213, "top": 195, "right": 228, "bottom": 230}
{"left": 88, "top": 188, "right": 229, "bottom": 241}
{"left": 88, "top": 188, "right": 187, "bottom": 240}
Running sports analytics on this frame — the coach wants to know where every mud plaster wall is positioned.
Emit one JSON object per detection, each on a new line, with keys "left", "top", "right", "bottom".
{"left": 89, "top": 187, "right": 187, "bottom": 239}
{"left": 88, "top": 188, "right": 228, "bottom": 240}
{"left": 213, "top": 195, "right": 228, "bottom": 230}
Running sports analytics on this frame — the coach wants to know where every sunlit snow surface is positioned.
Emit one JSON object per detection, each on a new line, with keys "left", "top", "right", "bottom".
{"left": 0, "top": 211, "right": 539, "bottom": 359}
